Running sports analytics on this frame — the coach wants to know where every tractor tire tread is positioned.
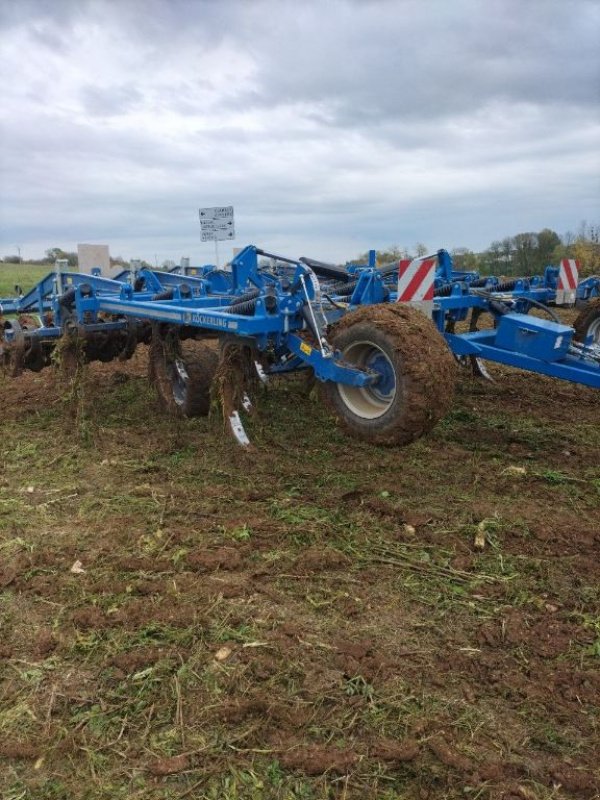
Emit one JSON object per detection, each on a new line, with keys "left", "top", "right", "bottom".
{"left": 573, "top": 298, "right": 600, "bottom": 343}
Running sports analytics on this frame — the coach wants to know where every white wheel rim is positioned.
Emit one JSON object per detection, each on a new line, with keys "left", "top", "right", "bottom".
{"left": 587, "top": 317, "right": 600, "bottom": 345}
{"left": 337, "top": 340, "right": 396, "bottom": 420}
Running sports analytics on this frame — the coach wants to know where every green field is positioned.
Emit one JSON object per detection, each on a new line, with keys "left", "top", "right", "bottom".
{"left": 0, "top": 264, "right": 51, "bottom": 296}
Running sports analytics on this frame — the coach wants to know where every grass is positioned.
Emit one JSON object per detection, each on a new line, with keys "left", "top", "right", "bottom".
{"left": 0, "top": 354, "right": 599, "bottom": 799}
{"left": 0, "top": 263, "right": 50, "bottom": 296}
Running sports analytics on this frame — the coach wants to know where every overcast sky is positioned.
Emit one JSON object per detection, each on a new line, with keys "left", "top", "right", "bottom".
{"left": 1, "top": 0, "right": 599, "bottom": 265}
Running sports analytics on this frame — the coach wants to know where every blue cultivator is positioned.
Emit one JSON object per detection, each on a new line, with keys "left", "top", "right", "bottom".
{"left": 1, "top": 245, "right": 599, "bottom": 447}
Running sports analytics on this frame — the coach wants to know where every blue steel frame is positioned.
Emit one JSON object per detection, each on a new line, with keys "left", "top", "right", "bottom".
{"left": 2, "top": 245, "right": 599, "bottom": 391}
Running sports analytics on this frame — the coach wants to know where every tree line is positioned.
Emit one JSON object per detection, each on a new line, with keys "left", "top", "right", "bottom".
{"left": 355, "top": 221, "right": 600, "bottom": 278}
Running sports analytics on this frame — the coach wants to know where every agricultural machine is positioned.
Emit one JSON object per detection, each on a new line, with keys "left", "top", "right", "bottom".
{"left": 1, "top": 246, "right": 599, "bottom": 447}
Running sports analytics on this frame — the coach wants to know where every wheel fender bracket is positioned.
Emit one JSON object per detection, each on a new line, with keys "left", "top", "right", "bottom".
{"left": 287, "top": 333, "right": 376, "bottom": 387}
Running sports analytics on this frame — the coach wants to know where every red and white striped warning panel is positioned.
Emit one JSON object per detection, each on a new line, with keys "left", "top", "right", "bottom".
{"left": 397, "top": 256, "right": 436, "bottom": 315}
{"left": 556, "top": 259, "right": 579, "bottom": 306}
{"left": 558, "top": 259, "right": 579, "bottom": 290}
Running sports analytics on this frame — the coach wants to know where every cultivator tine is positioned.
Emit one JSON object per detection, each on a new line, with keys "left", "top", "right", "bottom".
{"left": 454, "top": 354, "right": 494, "bottom": 382}
{"left": 228, "top": 410, "right": 251, "bottom": 447}
{"left": 471, "top": 356, "right": 494, "bottom": 382}
{"left": 254, "top": 361, "right": 269, "bottom": 384}
{"left": 215, "top": 341, "right": 259, "bottom": 447}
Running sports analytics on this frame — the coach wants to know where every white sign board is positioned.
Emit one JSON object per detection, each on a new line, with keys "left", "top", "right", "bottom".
{"left": 77, "top": 243, "right": 117, "bottom": 278}
{"left": 199, "top": 206, "right": 235, "bottom": 242}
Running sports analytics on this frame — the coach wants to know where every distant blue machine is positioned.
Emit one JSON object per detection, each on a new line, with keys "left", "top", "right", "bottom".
{"left": 2, "top": 245, "right": 599, "bottom": 447}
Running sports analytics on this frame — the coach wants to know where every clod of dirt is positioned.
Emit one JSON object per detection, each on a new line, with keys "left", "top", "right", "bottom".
{"left": 186, "top": 547, "right": 242, "bottom": 572}
{"left": 335, "top": 639, "right": 374, "bottom": 660}
{"left": 371, "top": 738, "right": 420, "bottom": 763}
{"left": 428, "top": 735, "right": 473, "bottom": 772}
{"left": 0, "top": 565, "right": 19, "bottom": 588}
{"left": 265, "top": 703, "right": 310, "bottom": 730}
{"left": 402, "top": 511, "right": 433, "bottom": 528}
{"left": 530, "top": 619, "right": 583, "bottom": 658}
{"left": 503, "top": 787, "right": 541, "bottom": 800}
{"left": 278, "top": 622, "right": 303, "bottom": 639}
{"left": 131, "top": 579, "right": 163, "bottom": 596}
{"left": 110, "top": 647, "right": 165, "bottom": 672}
{"left": 147, "top": 753, "right": 190, "bottom": 776}
{"left": 0, "top": 742, "right": 38, "bottom": 760}
{"left": 450, "top": 554, "right": 474, "bottom": 571}
{"left": 363, "top": 498, "right": 397, "bottom": 517}
{"left": 301, "top": 667, "right": 345, "bottom": 695}
{"left": 72, "top": 606, "right": 108, "bottom": 630}
{"left": 280, "top": 744, "right": 358, "bottom": 775}
{"left": 219, "top": 698, "right": 268, "bottom": 722}
{"left": 475, "top": 762, "right": 505, "bottom": 781}
{"left": 551, "top": 767, "right": 599, "bottom": 794}
{"left": 35, "top": 628, "right": 57, "bottom": 657}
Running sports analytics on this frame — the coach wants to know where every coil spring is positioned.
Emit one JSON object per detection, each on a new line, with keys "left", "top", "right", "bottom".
{"left": 224, "top": 288, "right": 261, "bottom": 316}
{"left": 231, "top": 288, "right": 260, "bottom": 305}
{"left": 433, "top": 284, "right": 453, "bottom": 297}
{"left": 225, "top": 298, "right": 258, "bottom": 316}
{"left": 469, "top": 277, "right": 489, "bottom": 288}
{"left": 494, "top": 279, "right": 520, "bottom": 292}
{"left": 328, "top": 280, "right": 359, "bottom": 297}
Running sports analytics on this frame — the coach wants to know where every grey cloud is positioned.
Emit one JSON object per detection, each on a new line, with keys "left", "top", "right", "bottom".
{"left": 80, "top": 84, "right": 144, "bottom": 117}
{"left": 0, "top": 0, "right": 598, "bottom": 263}
{"left": 240, "top": 1, "right": 600, "bottom": 126}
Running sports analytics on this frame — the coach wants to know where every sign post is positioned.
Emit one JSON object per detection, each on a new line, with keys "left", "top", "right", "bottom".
{"left": 198, "top": 206, "right": 235, "bottom": 267}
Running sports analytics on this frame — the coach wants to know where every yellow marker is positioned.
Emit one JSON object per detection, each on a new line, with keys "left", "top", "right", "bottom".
{"left": 300, "top": 342, "right": 312, "bottom": 356}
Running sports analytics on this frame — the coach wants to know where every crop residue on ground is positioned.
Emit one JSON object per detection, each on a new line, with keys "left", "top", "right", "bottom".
{"left": 1, "top": 334, "right": 599, "bottom": 799}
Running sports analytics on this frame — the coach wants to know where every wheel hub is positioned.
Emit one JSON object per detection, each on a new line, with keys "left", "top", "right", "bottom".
{"left": 365, "top": 352, "right": 395, "bottom": 401}
{"left": 337, "top": 340, "right": 397, "bottom": 420}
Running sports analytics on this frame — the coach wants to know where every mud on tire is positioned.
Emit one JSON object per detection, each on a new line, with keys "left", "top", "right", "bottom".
{"left": 573, "top": 298, "right": 600, "bottom": 345}
{"left": 149, "top": 327, "right": 218, "bottom": 417}
{"left": 322, "top": 304, "right": 457, "bottom": 446}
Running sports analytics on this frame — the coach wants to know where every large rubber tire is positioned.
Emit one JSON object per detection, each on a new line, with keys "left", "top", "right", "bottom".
{"left": 150, "top": 331, "right": 218, "bottom": 418}
{"left": 573, "top": 298, "right": 600, "bottom": 345}
{"left": 322, "top": 304, "right": 457, "bottom": 446}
